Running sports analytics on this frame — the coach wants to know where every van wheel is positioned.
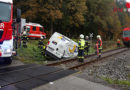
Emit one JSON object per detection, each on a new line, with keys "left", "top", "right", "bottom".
{"left": 4, "top": 57, "right": 12, "bottom": 64}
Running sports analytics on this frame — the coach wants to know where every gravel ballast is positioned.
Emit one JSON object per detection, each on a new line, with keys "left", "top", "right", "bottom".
{"left": 75, "top": 49, "right": 130, "bottom": 90}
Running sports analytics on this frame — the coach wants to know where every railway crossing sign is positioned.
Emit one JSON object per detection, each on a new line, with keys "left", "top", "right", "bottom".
{"left": 89, "top": 33, "right": 93, "bottom": 45}
{"left": 89, "top": 33, "right": 93, "bottom": 38}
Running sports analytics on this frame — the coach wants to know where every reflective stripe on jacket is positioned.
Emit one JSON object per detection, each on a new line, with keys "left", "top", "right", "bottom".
{"left": 78, "top": 39, "right": 85, "bottom": 50}
{"left": 97, "top": 39, "right": 102, "bottom": 49}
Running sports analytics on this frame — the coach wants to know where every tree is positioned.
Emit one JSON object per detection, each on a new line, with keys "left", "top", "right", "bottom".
{"left": 60, "top": 0, "right": 87, "bottom": 36}
{"left": 85, "top": 0, "right": 122, "bottom": 40}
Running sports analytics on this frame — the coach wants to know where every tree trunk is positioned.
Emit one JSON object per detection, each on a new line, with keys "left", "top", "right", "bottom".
{"left": 51, "top": 21, "right": 53, "bottom": 35}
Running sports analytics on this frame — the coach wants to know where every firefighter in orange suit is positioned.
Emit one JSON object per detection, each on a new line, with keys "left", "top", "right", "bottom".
{"left": 117, "top": 39, "right": 121, "bottom": 48}
{"left": 96, "top": 35, "right": 102, "bottom": 58}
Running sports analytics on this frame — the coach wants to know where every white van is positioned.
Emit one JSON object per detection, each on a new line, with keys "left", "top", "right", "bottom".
{"left": 46, "top": 32, "right": 78, "bottom": 59}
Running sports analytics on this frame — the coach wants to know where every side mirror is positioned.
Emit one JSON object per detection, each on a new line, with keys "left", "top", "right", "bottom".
{"left": 16, "top": 8, "right": 21, "bottom": 23}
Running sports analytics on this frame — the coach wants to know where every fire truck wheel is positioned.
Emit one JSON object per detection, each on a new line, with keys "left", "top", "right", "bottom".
{"left": 4, "top": 57, "right": 12, "bottom": 64}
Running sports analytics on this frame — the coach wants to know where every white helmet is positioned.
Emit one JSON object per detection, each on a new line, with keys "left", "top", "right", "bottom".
{"left": 23, "top": 31, "right": 26, "bottom": 35}
{"left": 40, "top": 36, "right": 43, "bottom": 39}
{"left": 97, "top": 35, "right": 101, "bottom": 39}
{"left": 86, "top": 36, "right": 89, "bottom": 39}
{"left": 80, "top": 34, "right": 84, "bottom": 39}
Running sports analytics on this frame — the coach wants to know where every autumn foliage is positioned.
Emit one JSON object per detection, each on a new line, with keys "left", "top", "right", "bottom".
{"left": 14, "top": 0, "right": 130, "bottom": 40}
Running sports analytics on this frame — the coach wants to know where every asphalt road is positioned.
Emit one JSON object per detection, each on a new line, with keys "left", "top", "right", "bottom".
{"left": 0, "top": 59, "right": 24, "bottom": 69}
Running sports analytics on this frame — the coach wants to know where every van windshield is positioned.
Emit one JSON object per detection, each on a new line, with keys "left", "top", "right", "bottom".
{"left": 0, "top": 3, "right": 11, "bottom": 22}
{"left": 123, "top": 31, "right": 130, "bottom": 37}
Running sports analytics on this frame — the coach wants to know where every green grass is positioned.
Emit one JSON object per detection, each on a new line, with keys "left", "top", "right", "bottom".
{"left": 101, "top": 77, "right": 130, "bottom": 85}
{"left": 128, "top": 74, "right": 130, "bottom": 78}
{"left": 15, "top": 40, "right": 48, "bottom": 64}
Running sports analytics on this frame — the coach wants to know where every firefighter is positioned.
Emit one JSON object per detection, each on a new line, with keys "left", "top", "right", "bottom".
{"left": 85, "top": 36, "right": 90, "bottom": 55}
{"left": 78, "top": 34, "right": 85, "bottom": 62}
{"left": 117, "top": 39, "right": 121, "bottom": 48}
{"left": 96, "top": 35, "right": 102, "bottom": 58}
{"left": 22, "top": 31, "right": 28, "bottom": 48}
{"left": 38, "top": 36, "right": 46, "bottom": 55}
{"left": 38, "top": 36, "right": 44, "bottom": 49}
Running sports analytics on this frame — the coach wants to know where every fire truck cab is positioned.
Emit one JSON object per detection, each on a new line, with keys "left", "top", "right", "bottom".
{"left": 24, "top": 23, "right": 46, "bottom": 39}
{"left": 126, "top": 0, "right": 130, "bottom": 8}
{"left": 0, "top": 0, "right": 21, "bottom": 64}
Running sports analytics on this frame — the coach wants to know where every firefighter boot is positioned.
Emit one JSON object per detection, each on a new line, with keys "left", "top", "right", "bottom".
{"left": 99, "top": 55, "right": 101, "bottom": 58}
{"left": 79, "top": 58, "right": 84, "bottom": 63}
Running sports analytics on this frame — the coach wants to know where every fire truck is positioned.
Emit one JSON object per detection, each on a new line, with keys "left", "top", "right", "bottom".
{"left": 0, "top": 0, "right": 21, "bottom": 64}
{"left": 126, "top": 0, "right": 130, "bottom": 9}
{"left": 23, "top": 22, "right": 46, "bottom": 39}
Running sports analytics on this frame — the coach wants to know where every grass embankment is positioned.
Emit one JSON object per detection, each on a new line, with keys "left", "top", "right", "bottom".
{"left": 15, "top": 40, "right": 49, "bottom": 64}
{"left": 101, "top": 77, "right": 130, "bottom": 85}
{"left": 15, "top": 39, "right": 121, "bottom": 64}
{"left": 128, "top": 74, "right": 130, "bottom": 78}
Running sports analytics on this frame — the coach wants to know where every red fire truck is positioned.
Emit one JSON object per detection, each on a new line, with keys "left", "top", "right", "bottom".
{"left": 23, "top": 22, "right": 46, "bottom": 39}
{"left": 126, "top": 0, "right": 130, "bottom": 8}
{"left": 0, "top": 0, "right": 21, "bottom": 64}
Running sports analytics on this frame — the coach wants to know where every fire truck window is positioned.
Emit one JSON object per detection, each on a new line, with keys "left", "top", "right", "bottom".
{"left": 26, "top": 26, "right": 30, "bottom": 31}
{"left": 40, "top": 27, "right": 44, "bottom": 32}
{"left": 0, "top": 3, "right": 11, "bottom": 22}
{"left": 33, "top": 26, "right": 36, "bottom": 31}
{"left": 27, "top": 28, "right": 30, "bottom": 31}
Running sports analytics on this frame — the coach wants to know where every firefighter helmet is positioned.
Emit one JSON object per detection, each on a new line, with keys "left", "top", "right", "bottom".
{"left": 40, "top": 36, "right": 43, "bottom": 40}
{"left": 86, "top": 36, "right": 89, "bottom": 39}
{"left": 97, "top": 35, "right": 101, "bottom": 39}
{"left": 23, "top": 31, "right": 26, "bottom": 35}
{"left": 80, "top": 34, "right": 84, "bottom": 39}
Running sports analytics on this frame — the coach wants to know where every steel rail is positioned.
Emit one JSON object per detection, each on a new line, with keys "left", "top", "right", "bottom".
{"left": 47, "top": 47, "right": 125, "bottom": 66}
{"left": 69, "top": 48, "right": 129, "bottom": 70}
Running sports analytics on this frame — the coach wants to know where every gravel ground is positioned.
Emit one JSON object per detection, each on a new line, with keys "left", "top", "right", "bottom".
{"left": 75, "top": 49, "right": 130, "bottom": 90}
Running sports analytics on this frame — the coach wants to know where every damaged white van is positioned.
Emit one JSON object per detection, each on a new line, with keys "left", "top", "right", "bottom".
{"left": 46, "top": 32, "right": 78, "bottom": 59}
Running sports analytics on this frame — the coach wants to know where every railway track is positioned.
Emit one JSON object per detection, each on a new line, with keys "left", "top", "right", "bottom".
{"left": 0, "top": 64, "right": 76, "bottom": 90}
{"left": 47, "top": 47, "right": 129, "bottom": 70}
